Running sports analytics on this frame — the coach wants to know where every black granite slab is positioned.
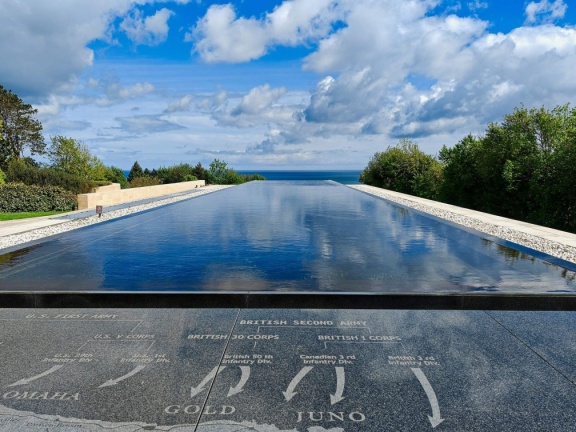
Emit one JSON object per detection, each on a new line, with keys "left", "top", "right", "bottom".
{"left": 2, "top": 291, "right": 576, "bottom": 311}
{"left": 486, "top": 311, "right": 576, "bottom": 385}
{"left": 199, "top": 309, "right": 576, "bottom": 431}
{"left": 0, "top": 308, "right": 575, "bottom": 431}
{"left": 0, "top": 309, "right": 237, "bottom": 431}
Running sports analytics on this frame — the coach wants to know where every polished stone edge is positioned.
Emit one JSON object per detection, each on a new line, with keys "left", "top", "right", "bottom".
{"left": 1, "top": 292, "right": 576, "bottom": 310}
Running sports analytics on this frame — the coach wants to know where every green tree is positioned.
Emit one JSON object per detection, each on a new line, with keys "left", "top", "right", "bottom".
{"left": 439, "top": 104, "right": 576, "bottom": 231}
{"left": 48, "top": 136, "right": 106, "bottom": 180}
{"left": 209, "top": 158, "right": 234, "bottom": 184}
{"left": 528, "top": 105, "right": 576, "bottom": 231}
{"left": 359, "top": 139, "right": 443, "bottom": 199}
{"left": 0, "top": 85, "right": 45, "bottom": 169}
{"left": 439, "top": 135, "right": 482, "bottom": 208}
{"left": 127, "top": 161, "right": 144, "bottom": 182}
{"left": 192, "top": 162, "right": 209, "bottom": 181}
{"left": 104, "top": 166, "right": 128, "bottom": 189}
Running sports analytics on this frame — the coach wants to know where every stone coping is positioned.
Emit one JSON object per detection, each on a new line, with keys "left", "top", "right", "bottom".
{"left": 2, "top": 292, "right": 575, "bottom": 311}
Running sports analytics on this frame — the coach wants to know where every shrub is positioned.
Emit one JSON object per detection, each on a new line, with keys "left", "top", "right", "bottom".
{"left": 0, "top": 168, "right": 5, "bottom": 185}
{"left": 91, "top": 180, "right": 113, "bottom": 189}
{"left": 155, "top": 163, "right": 199, "bottom": 184}
{"left": 6, "top": 159, "right": 96, "bottom": 194}
{"left": 129, "top": 176, "right": 161, "bottom": 188}
{"left": 222, "top": 169, "right": 243, "bottom": 185}
{"left": 242, "top": 173, "right": 266, "bottom": 182}
{"left": 360, "top": 139, "right": 443, "bottom": 199}
{"left": 0, "top": 183, "right": 76, "bottom": 212}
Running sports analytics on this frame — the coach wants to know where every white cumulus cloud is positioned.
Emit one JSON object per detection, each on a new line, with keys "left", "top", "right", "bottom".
{"left": 211, "top": 0, "right": 576, "bottom": 155}
{"left": 212, "top": 84, "right": 297, "bottom": 128}
{"left": 0, "top": 0, "right": 136, "bottom": 97}
{"left": 189, "top": 0, "right": 340, "bottom": 63}
{"left": 98, "top": 81, "right": 156, "bottom": 106}
{"left": 232, "top": 84, "right": 287, "bottom": 116}
{"left": 165, "top": 94, "right": 194, "bottom": 113}
{"left": 525, "top": 0, "right": 567, "bottom": 24}
{"left": 121, "top": 7, "right": 174, "bottom": 46}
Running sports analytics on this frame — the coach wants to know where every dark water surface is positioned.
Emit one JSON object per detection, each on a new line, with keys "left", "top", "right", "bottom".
{"left": 1, "top": 181, "right": 575, "bottom": 293}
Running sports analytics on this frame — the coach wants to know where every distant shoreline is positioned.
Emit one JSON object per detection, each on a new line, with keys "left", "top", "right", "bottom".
{"left": 237, "top": 170, "right": 362, "bottom": 184}
{"left": 120, "top": 169, "right": 363, "bottom": 184}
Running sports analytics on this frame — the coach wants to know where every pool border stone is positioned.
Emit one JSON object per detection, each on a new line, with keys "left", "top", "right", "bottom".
{"left": 2, "top": 291, "right": 576, "bottom": 310}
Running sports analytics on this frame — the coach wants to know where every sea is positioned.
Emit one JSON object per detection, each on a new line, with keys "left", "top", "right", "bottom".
{"left": 238, "top": 170, "right": 362, "bottom": 184}
{"left": 122, "top": 170, "right": 363, "bottom": 184}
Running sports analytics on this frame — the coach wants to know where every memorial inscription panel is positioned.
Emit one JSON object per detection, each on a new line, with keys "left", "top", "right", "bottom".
{"left": 0, "top": 308, "right": 575, "bottom": 431}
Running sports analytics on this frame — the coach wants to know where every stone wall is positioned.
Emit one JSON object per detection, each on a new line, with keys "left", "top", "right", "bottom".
{"left": 77, "top": 180, "right": 205, "bottom": 210}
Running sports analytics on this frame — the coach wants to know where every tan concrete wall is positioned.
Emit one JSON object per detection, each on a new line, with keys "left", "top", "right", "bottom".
{"left": 77, "top": 180, "right": 205, "bottom": 210}
{"left": 92, "top": 183, "right": 121, "bottom": 193}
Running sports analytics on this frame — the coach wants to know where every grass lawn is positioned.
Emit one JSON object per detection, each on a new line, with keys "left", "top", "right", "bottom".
{"left": 0, "top": 211, "right": 66, "bottom": 221}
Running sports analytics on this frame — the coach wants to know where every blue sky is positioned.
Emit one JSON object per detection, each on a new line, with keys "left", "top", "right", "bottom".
{"left": 1, "top": 0, "right": 575, "bottom": 170}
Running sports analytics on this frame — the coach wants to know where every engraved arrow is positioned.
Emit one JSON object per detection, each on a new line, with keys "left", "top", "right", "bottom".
{"left": 190, "top": 366, "right": 226, "bottom": 398}
{"left": 98, "top": 365, "right": 146, "bottom": 388}
{"left": 283, "top": 366, "right": 313, "bottom": 401}
{"left": 227, "top": 366, "right": 251, "bottom": 397}
{"left": 330, "top": 367, "right": 346, "bottom": 405}
{"left": 8, "top": 365, "right": 64, "bottom": 387}
{"left": 411, "top": 368, "right": 445, "bottom": 428}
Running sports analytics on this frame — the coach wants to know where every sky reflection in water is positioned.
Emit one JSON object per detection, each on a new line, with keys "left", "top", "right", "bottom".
{"left": 0, "top": 181, "right": 575, "bottom": 294}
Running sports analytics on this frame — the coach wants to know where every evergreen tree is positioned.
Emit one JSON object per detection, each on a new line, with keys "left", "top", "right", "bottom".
{"left": 127, "top": 161, "right": 144, "bottom": 182}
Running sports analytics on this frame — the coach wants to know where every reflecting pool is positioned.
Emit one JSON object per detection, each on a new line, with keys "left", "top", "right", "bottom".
{"left": 1, "top": 181, "right": 575, "bottom": 293}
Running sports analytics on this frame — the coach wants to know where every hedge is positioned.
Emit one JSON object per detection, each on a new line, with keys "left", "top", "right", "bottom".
{"left": 0, "top": 183, "right": 77, "bottom": 212}
{"left": 6, "top": 160, "right": 99, "bottom": 194}
{"left": 129, "top": 176, "right": 161, "bottom": 188}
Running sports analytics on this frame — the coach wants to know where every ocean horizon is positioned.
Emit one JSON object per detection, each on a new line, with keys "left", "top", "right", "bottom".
{"left": 122, "top": 170, "right": 363, "bottom": 184}
{"left": 238, "top": 170, "right": 362, "bottom": 184}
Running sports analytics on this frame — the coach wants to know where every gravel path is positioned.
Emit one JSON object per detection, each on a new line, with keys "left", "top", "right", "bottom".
{"left": 0, "top": 185, "right": 233, "bottom": 252}
{"left": 350, "top": 184, "right": 576, "bottom": 264}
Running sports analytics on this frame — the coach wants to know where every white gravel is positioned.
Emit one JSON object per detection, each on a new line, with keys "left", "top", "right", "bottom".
{"left": 350, "top": 184, "right": 576, "bottom": 264}
{"left": 0, "top": 185, "right": 233, "bottom": 251}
